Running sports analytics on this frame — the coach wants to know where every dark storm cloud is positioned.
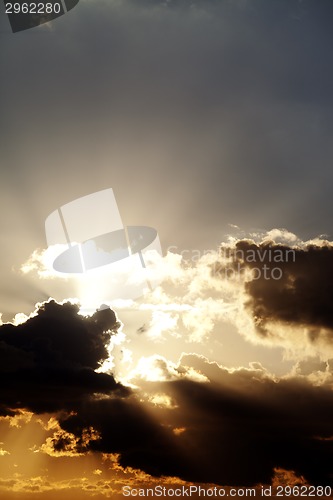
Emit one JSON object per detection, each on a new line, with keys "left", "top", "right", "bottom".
{"left": 0, "top": 300, "right": 190, "bottom": 477}
{"left": 56, "top": 354, "right": 333, "bottom": 486}
{"left": 1, "top": 300, "right": 120, "bottom": 370}
{"left": 167, "top": 368, "right": 333, "bottom": 486}
{"left": 218, "top": 240, "right": 333, "bottom": 338}
{"left": 0, "top": 300, "right": 128, "bottom": 415}
{"left": 59, "top": 397, "right": 191, "bottom": 479}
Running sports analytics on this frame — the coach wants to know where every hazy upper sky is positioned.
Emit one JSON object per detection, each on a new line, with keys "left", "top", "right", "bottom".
{"left": 1, "top": 0, "right": 333, "bottom": 316}
{"left": 1, "top": 1, "right": 333, "bottom": 498}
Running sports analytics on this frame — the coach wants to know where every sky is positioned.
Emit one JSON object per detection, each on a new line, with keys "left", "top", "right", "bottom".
{"left": 1, "top": 0, "right": 333, "bottom": 498}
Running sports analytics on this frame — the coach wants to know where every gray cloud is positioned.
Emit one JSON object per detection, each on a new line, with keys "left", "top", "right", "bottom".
{"left": 225, "top": 240, "right": 333, "bottom": 338}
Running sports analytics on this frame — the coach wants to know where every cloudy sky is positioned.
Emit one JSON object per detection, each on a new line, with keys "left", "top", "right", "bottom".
{"left": 1, "top": 0, "right": 333, "bottom": 498}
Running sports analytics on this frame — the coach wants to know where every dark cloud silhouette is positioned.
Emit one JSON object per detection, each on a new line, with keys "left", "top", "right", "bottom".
{"left": 126, "top": 355, "right": 333, "bottom": 486}
{"left": 59, "top": 397, "right": 191, "bottom": 479}
{"left": 0, "top": 300, "right": 120, "bottom": 370}
{"left": 217, "top": 240, "right": 333, "bottom": 339}
{"left": 0, "top": 301, "right": 192, "bottom": 478}
{"left": 0, "top": 300, "right": 127, "bottom": 415}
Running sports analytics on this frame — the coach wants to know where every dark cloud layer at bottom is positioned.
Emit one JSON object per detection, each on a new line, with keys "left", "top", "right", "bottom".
{"left": 0, "top": 302, "right": 332, "bottom": 486}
